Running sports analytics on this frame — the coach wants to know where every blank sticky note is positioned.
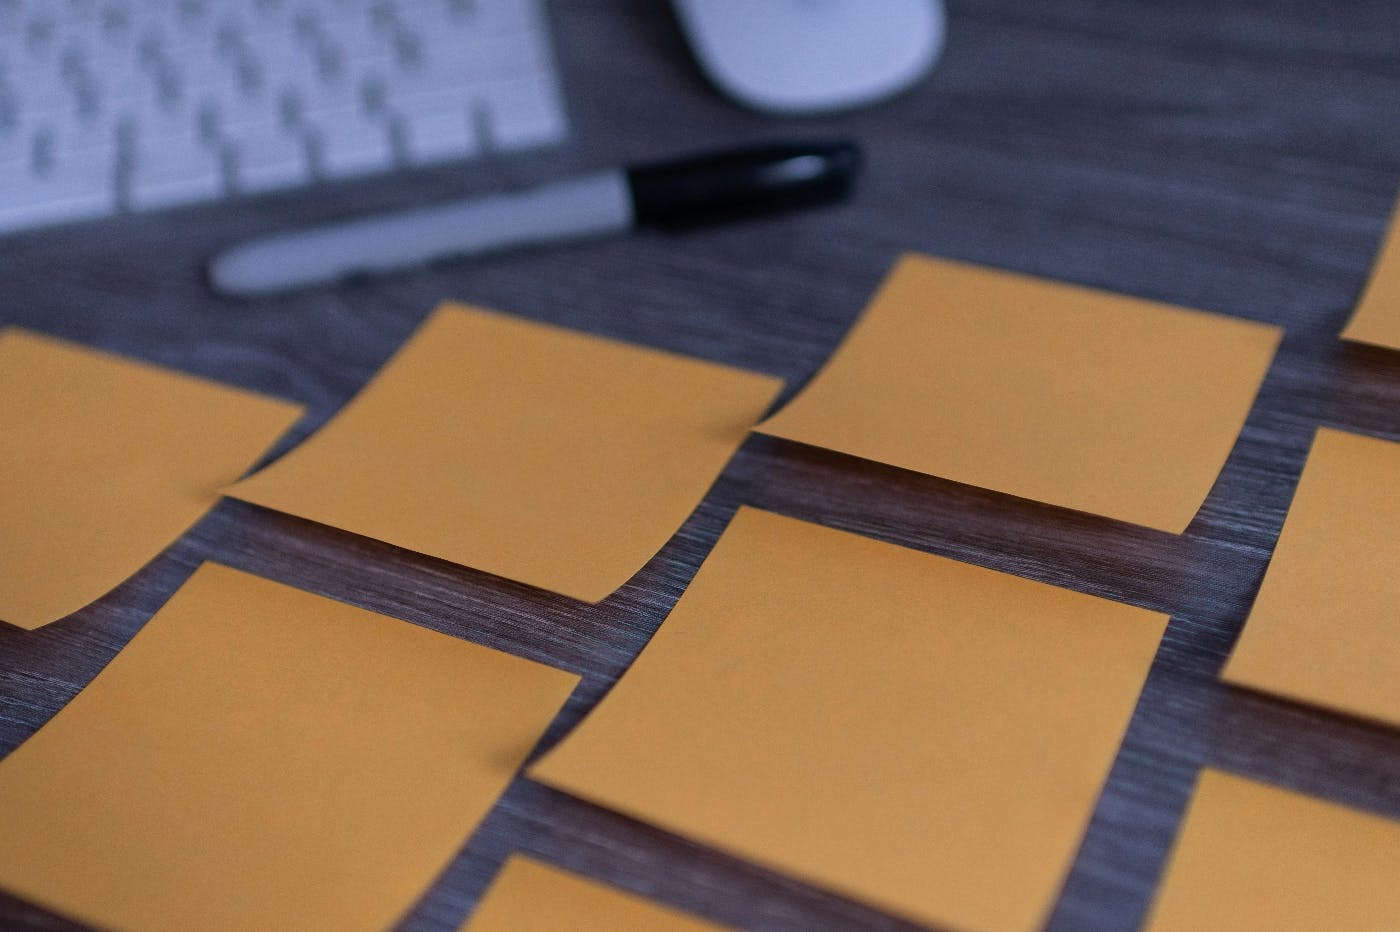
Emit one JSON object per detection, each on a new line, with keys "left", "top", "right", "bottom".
{"left": 1342, "top": 204, "right": 1400, "bottom": 351}
{"left": 0, "top": 563, "right": 579, "bottom": 932}
{"left": 1223, "top": 428, "right": 1400, "bottom": 727}
{"left": 462, "top": 856, "right": 728, "bottom": 931}
{"left": 1144, "top": 770, "right": 1400, "bottom": 931}
{"left": 757, "top": 254, "right": 1281, "bottom": 532}
{"left": 529, "top": 508, "right": 1165, "bottom": 932}
{"left": 227, "top": 304, "right": 782, "bottom": 602}
{"left": 0, "top": 329, "right": 302, "bottom": 629}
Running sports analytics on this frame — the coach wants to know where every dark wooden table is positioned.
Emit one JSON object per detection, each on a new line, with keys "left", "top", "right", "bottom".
{"left": 3, "top": 2, "right": 1400, "bottom": 929}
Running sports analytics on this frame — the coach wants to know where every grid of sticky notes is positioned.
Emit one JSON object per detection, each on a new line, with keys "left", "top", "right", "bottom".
{"left": 531, "top": 507, "right": 1166, "bottom": 932}
{"left": 1343, "top": 205, "right": 1400, "bottom": 351}
{"left": 1224, "top": 428, "right": 1400, "bottom": 728}
{"left": 462, "top": 856, "right": 729, "bottom": 931}
{"left": 1145, "top": 770, "right": 1400, "bottom": 931}
{"left": 5, "top": 245, "right": 1396, "bottom": 932}
{"left": 0, "top": 328, "right": 302, "bottom": 629}
{"left": 226, "top": 303, "right": 783, "bottom": 603}
{"left": 0, "top": 564, "right": 579, "bottom": 932}
{"left": 758, "top": 253, "right": 1282, "bottom": 532}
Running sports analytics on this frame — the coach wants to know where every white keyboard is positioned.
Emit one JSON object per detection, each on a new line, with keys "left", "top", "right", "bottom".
{"left": 0, "top": 0, "right": 568, "bottom": 234}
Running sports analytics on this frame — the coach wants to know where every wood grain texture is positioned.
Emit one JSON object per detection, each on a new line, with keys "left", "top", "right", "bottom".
{"left": 2, "top": 1, "right": 1399, "bottom": 929}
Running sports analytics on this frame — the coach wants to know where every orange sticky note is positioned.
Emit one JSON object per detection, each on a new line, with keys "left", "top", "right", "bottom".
{"left": 757, "top": 254, "right": 1281, "bottom": 532}
{"left": 1223, "top": 428, "right": 1400, "bottom": 727}
{"left": 462, "top": 856, "right": 728, "bottom": 931}
{"left": 529, "top": 508, "right": 1166, "bottom": 932}
{"left": 1342, "top": 203, "right": 1400, "bottom": 351}
{"left": 0, "top": 328, "right": 302, "bottom": 629}
{"left": 227, "top": 304, "right": 782, "bottom": 602}
{"left": 0, "top": 563, "right": 579, "bottom": 932}
{"left": 1144, "top": 769, "right": 1400, "bottom": 931}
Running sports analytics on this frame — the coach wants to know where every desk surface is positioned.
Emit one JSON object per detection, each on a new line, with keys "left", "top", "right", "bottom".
{"left": 3, "top": 1, "right": 1400, "bottom": 929}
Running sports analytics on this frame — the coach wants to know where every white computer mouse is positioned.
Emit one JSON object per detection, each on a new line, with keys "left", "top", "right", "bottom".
{"left": 669, "top": 0, "right": 945, "bottom": 116}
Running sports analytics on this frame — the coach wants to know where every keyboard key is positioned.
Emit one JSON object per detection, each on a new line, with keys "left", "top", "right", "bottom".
{"left": 226, "top": 128, "right": 310, "bottom": 193}
{"left": 467, "top": 0, "right": 544, "bottom": 35}
{"left": 125, "top": 142, "right": 224, "bottom": 209}
{"left": 477, "top": 73, "right": 565, "bottom": 152}
{"left": 429, "top": 30, "right": 544, "bottom": 84}
{"left": 195, "top": 83, "right": 268, "bottom": 136}
{"left": 306, "top": 108, "right": 392, "bottom": 178}
{"left": 0, "top": 150, "right": 113, "bottom": 232}
{"left": 392, "top": 100, "right": 476, "bottom": 165}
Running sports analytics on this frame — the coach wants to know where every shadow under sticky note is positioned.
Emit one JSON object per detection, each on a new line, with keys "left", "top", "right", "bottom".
{"left": 462, "top": 856, "right": 729, "bottom": 931}
{"left": 1144, "top": 770, "right": 1400, "bottom": 931}
{"left": 0, "top": 329, "right": 303, "bottom": 630}
{"left": 226, "top": 303, "right": 783, "bottom": 603}
{"left": 756, "top": 254, "right": 1282, "bottom": 533}
{"left": 0, "top": 564, "right": 580, "bottom": 932}
{"left": 1223, "top": 428, "right": 1400, "bottom": 728}
{"left": 1342, "top": 201, "right": 1400, "bottom": 352}
{"left": 529, "top": 508, "right": 1166, "bottom": 932}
